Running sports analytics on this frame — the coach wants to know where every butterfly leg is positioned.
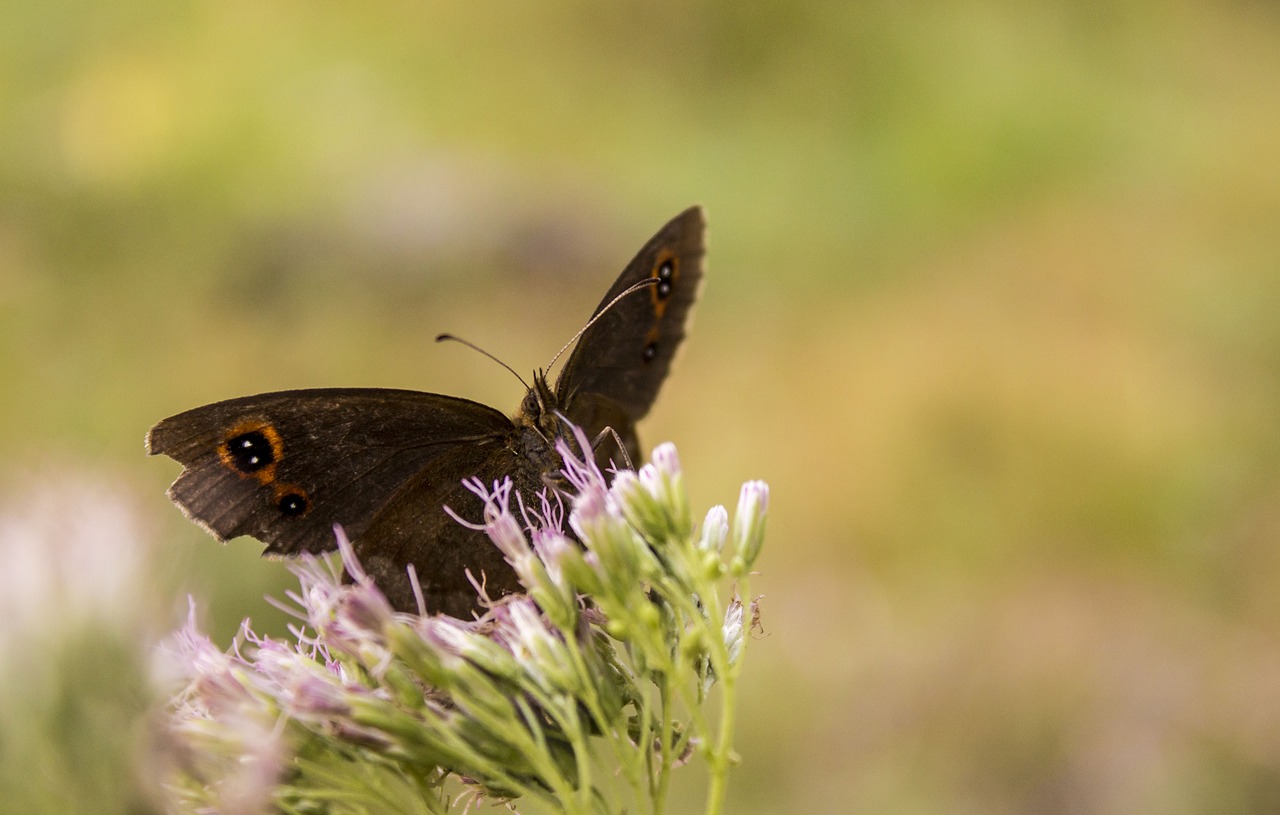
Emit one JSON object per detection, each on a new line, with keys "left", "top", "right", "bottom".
{"left": 539, "top": 469, "right": 573, "bottom": 498}
{"left": 592, "top": 426, "right": 634, "bottom": 471}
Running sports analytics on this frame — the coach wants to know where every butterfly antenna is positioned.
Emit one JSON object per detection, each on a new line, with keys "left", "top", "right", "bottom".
{"left": 436, "top": 333, "right": 530, "bottom": 389}
{"left": 546, "top": 278, "right": 658, "bottom": 374}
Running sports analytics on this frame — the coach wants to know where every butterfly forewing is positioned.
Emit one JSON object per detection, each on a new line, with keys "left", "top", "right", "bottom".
{"left": 555, "top": 205, "right": 706, "bottom": 423}
{"left": 147, "top": 389, "right": 514, "bottom": 558}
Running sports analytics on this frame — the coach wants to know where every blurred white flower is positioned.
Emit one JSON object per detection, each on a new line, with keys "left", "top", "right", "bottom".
{"left": 0, "top": 472, "right": 156, "bottom": 656}
{"left": 0, "top": 471, "right": 163, "bottom": 815}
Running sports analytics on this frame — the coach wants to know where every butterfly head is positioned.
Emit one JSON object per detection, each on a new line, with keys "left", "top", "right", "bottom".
{"left": 516, "top": 369, "right": 565, "bottom": 442}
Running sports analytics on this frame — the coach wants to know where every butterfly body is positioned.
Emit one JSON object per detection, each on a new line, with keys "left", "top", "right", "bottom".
{"left": 149, "top": 207, "right": 705, "bottom": 616}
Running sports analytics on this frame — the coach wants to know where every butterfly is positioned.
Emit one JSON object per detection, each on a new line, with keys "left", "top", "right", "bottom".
{"left": 147, "top": 206, "right": 705, "bottom": 616}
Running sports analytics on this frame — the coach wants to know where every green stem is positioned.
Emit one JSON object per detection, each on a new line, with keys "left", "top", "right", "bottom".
{"left": 703, "top": 578, "right": 748, "bottom": 815}
{"left": 560, "top": 701, "right": 595, "bottom": 815}
{"left": 652, "top": 673, "right": 675, "bottom": 815}
{"left": 702, "top": 669, "right": 735, "bottom": 815}
{"left": 565, "top": 629, "right": 639, "bottom": 791}
{"left": 635, "top": 671, "right": 656, "bottom": 810}
{"left": 511, "top": 694, "right": 585, "bottom": 812}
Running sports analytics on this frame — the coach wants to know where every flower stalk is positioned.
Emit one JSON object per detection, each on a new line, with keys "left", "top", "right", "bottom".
{"left": 153, "top": 438, "right": 768, "bottom": 815}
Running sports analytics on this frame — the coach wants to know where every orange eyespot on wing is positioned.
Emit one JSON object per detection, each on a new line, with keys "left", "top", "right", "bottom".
{"left": 214, "top": 421, "right": 312, "bottom": 518}
{"left": 649, "top": 251, "right": 680, "bottom": 319}
{"left": 216, "top": 421, "right": 284, "bottom": 485}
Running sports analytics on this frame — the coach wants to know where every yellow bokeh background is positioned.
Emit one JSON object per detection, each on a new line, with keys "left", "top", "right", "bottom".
{"left": 3, "top": 1, "right": 1280, "bottom": 812}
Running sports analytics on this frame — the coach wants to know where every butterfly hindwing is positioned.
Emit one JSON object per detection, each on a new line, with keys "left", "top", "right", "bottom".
{"left": 147, "top": 388, "right": 514, "bottom": 559}
{"left": 352, "top": 442, "right": 545, "bottom": 615}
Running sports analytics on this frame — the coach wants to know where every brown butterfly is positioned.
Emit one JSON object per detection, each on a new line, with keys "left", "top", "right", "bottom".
{"left": 147, "top": 206, "right": 705, "bottom": 616}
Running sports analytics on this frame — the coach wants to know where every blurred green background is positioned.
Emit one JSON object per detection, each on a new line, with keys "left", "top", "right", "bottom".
{"left": 4, "top": 0, "right": 1280, "bottom": 812}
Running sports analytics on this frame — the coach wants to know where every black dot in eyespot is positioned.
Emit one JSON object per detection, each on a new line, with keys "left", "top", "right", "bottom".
{"left": 658, "top": 260, "right": 674, "bottom": 280}
{"left": 225, "top": 430, "right": 274, "bottom": 472}
{"left": 278, "top": 492, "right": 309, "bottom": 516}
{"left": 657, "top": 280, "right": 673, "bottom": 299}
{"left": 642, "top": 341, "right": 658, "bottom": 362}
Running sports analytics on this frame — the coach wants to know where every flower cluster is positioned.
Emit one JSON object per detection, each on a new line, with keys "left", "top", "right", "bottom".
{"left": 153, "top": 437, "right": 767, "bottom": 815}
